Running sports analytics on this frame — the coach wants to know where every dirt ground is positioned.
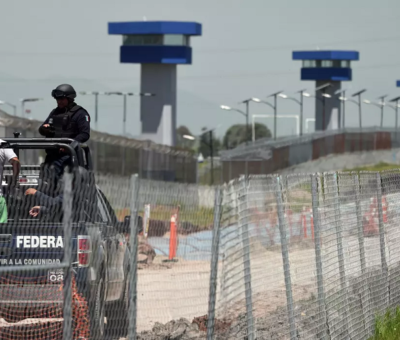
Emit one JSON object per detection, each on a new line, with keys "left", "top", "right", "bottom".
{"left": 136, "top": 256, "right": 213, "bottom": 332}
{"left": 132, "top": 220, "right": 400, "bottom": 338}
{"left": 135, "top": 241, "right": 318, "bottom": 333}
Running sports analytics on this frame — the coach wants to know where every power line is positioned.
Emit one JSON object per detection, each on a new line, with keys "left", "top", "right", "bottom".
{"left": 0, "top": 35, "right": 400, "bottom": 57}
{"left": 196, "top": 35, "right": 400, "bottom": 54}
{"left": 0, "top": 62, "right": 398, "bottom": 82}
{"left": 1, "top": 63, "right": 398, "bottom": 89}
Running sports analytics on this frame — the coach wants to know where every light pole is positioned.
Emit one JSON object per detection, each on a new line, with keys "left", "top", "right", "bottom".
{"left": 105, "top": 92, "right": 155, "bottom": 136}
{"left": 389, "top": 97, "right": 400, "bottom": 138}
{"left": 79, "top": 91, "right": 107, "bottom": 129}
{"left": 220, "top": 104, "right": 249, "bottom": 142}
{"left": 267, "top": 91, "right": 284, "bottom": 140}
{"left": 20, "top": 98, "right": 43, "bottom": 118}
{"left": 183, "top": 126, "right": 218, "bottom": 185}
{"left": 338, "top": 89, "right": 367, "bottom": 129}
{"left": 334, "top": 89, "right": 347, "bottom": 128}
{"left": 250, "top": 98, "right": 277, "bottom": 139}
{"left": 302, "top": 91, "right": 331, "bottom": 130}
{"left": 347, "top": 89, "right": 367, "bottom": 129}
{"left": 239, "top": 98, "right": 253, "bottom": 144}
{"left": 378, "top": 95, "right": 388, "bottom": 128}
{"left": 0, "top": 101, "right": 17, "bottom": 116}
{"left": 364, "top": 95, "right": 388, "bottom": 128}
{"left": 279, "top": 89, "right": 306, "bottom": 136}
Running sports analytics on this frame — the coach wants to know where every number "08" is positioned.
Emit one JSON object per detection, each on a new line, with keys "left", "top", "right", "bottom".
{"left": 49, "top": 274, "right": 64, "bottom": 282}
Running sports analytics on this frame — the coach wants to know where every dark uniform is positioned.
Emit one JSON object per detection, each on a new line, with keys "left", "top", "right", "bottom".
{"left": 39, "top": 84, "right": 91, "bottom": 179}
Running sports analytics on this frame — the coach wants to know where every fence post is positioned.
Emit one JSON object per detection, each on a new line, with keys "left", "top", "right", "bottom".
{"left": 128, "top": 174, "right": 140, "bottom": 340}
{"left": 239, "top": 176, "right": 255, "bottom": 340}
{"left": 353, "top": 173, "right": 371, "bottom": 337}
{"left": 207, "top": 186, "right": 223, "bottom": 340}
{"left": 311, "top": 173, "right": 328, "bottom": 340}
{"left": 332, "top": 173, "right": 349, "bottom": 336}
{"left": 376, "top": 172, "right": 389, "bottom": 308}
{"left": 275, "top": 176, "right": 297, "bottom": 340}
{"left": 62, "top": 172, "right": 73, "bottom": 340}
{"left": 354, "top": 174, "right": 366, "bottom": 273}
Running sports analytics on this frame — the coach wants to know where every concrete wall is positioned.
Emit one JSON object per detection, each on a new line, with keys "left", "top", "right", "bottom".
{"left": 140, "top": 64, "right": 177, "bottom": 146}
{"left": 315, "top": 81, "right": 341, "bottom": 131}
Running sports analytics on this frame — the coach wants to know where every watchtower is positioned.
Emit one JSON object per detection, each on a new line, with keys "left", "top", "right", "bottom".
{"left": 292, "top": 50, "right": 359, "bottom": 131}
{"left": 108, "top": 21, "right": 202, "bottom": 146}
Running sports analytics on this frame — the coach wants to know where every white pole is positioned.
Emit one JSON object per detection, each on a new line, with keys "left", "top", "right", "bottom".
{"left": 305, "top": 118, "right": 316, "bottom": 133}
{"left": 252, "top": 114, "right": 300, "bottom": 136}
{"left": 252, "top": 115, "right": 256, "bottom": 142}
{"left": 294, "top": 116, "right": 299, "bottom": 136}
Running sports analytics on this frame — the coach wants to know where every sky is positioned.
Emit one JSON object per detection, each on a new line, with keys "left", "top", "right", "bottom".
{"left": 0, "top": 0, "right": 399, "bottom": 140}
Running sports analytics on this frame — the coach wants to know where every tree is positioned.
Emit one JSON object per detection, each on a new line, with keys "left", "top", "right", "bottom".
{"left": 223, "top": 123, "right": 271, "bottom": 149}
{"left": 176, "top": 125, "right": 195, "bottom": 149}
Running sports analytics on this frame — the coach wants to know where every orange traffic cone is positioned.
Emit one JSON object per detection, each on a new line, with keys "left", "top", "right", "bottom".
{"left": 163, "top": 213, "right": 179, "bottom": 263}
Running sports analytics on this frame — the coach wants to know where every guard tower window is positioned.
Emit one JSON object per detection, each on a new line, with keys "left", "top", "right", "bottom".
{"left": 123, "top": 35, "right": 163, "bottom": 45}
{"left": 321, "top": 60, "right": 333, "bottom": 67}
{"left": 163, "top": 35, "right": 190, "bottom": 46}
{"left": 303, "top": 60, "right": 316, "bottom": 67}
{"left": 341, "top": 60, "right": 350, "bottom": 68}
{"left": 122, "top": 34, "right": 190, "bottom": 46}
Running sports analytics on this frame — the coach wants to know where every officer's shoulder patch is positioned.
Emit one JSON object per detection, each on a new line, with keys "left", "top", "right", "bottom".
{"left": 85, "top": 115, "right": 90, "bottom": 122}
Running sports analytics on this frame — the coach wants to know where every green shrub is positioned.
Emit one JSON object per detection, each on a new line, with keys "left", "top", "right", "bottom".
{"left": 369, "top": 307, "right": 400, "bottom": 340}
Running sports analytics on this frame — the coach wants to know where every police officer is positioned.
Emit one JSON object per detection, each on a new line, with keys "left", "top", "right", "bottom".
{"left": 39, "top": 84, "right": 91, "bottom": 179}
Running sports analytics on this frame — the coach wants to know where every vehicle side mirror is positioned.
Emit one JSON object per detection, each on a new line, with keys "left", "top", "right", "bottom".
{"left": 117, "top": 215, "right": 143, "bottom": 234}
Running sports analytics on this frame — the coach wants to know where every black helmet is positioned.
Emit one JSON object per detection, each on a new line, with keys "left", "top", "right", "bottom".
{"left": 51, "top": 84, "right": 76, "bottom": 100}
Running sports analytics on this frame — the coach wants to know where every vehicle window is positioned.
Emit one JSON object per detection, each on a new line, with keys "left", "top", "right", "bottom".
{"left": 96, "top": 194, "right": 109, "bottom": 223}
{"left": 97, "top": 188, "right": 118, "bottom": 225}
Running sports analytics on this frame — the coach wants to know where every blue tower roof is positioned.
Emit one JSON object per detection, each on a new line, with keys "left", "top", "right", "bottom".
{"left": 397, "top": 80, "right": 400, "bottom": 87}
{"left": 108, "top": 21, "right": 202, "bottom": 36}
{"left": 292, "top": 50, "right": 359, "bottom": 61}
{"left": 292, "top": 50, "right": 359, "bottom": 81}
{"left": 108, "top": 20, "right": 202, "bottom": 65}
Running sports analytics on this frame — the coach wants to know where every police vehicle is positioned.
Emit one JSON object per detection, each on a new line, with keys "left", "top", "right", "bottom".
{"left": 0, "top": 138, "right": 137, "bottom": 339}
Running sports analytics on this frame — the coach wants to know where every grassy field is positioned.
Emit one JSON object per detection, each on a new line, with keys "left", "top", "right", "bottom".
{"left": 369, "top": 308, "right": 400, "bottom": 340}
{"left": 288, "top": 162, "right": 400, "bottom": 199}
{"left": 115, "top": 205, "right": 215, "bottom": 229}
{"left": 342, "top": 162, "right": 400, "bottom": 173}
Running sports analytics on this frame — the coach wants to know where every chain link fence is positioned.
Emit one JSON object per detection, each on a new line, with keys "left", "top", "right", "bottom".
{"left": 95, "top": 169, "right": 400, "bottom": 339}
{"left": 3, "top": 166, "right": 400, "bottom": 339}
